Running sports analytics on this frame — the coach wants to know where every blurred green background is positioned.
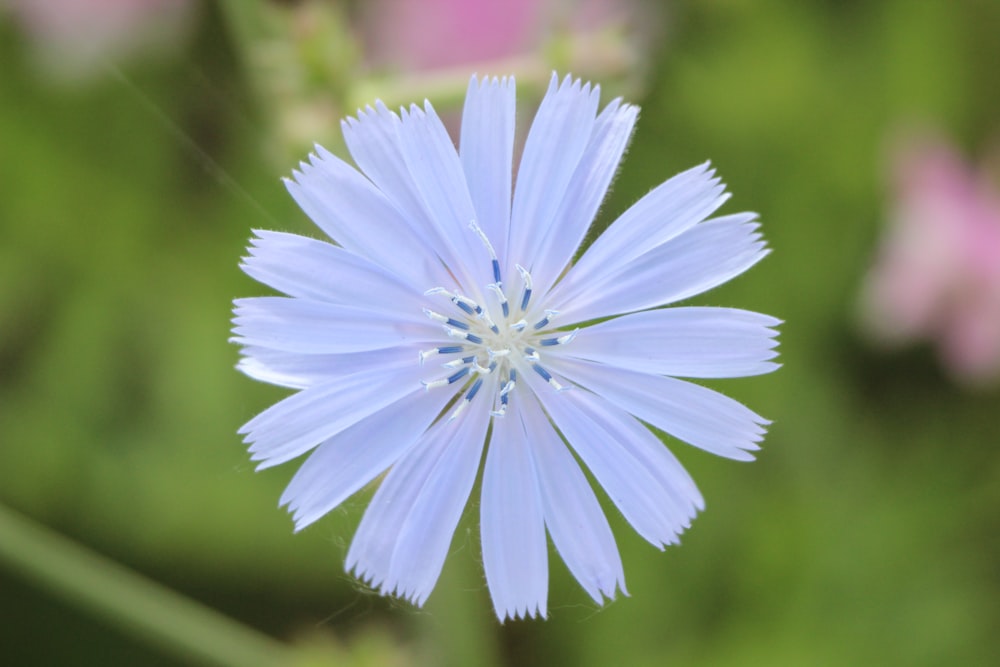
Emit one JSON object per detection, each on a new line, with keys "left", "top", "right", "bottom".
{"left": 2, "top": 0, "right": 999, "bottom": 665}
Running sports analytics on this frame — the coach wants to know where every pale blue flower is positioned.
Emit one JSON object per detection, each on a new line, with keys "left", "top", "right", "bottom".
{"left": 232, "top": 74, "right": 779, "bottom": 621}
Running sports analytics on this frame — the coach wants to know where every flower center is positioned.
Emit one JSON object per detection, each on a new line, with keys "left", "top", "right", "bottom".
{"left": 418, "top": 223, "right": 576, "bottom": 421}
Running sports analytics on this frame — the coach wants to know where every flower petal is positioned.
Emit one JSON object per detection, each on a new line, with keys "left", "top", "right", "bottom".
{"left": 237, "top": 345, "right": 421, "bottom": 389}
{"left": 279, "top": 386, "right": 455, "bottom": 531}
{"left": 239, "top": 355, "right": 425, "bottom": 469}
{"left": 553, "top": 307, "right": 781, "bottom": 378}
{"left": 347, "top": 396, "right": 492, "bottom": 605}
{"left": 519, "top": 395, "right": 626, "bottom": 604}
{"left": 285, "top": 145, "right": 446, "bottom": 286}
{"left": 526, "top": 372, "right": 700, "bottom": 549}
{"left": 552, "top": 214, "right": 769, "bottom": 325}
{"left": 481, "top": 397, "right": 548, "bottom": 621}
{"left": 341, "top": 102, "right": 474, "bottom": 288}
{"left": 551, "top": 162, "right": 729, "bottom": 301}
{"left": 397, "top": 101, "right": 494, "bottom": 291}
{"left": 548, "top": 357, "right": 768, "bottom": 461}
{"left": 460, "top": 75, "right": 515, "bottom": 268}
{"left": 508, "top": 73, "right": 600, "bottom": 280}
{"left": 241, "top": 230, "right": 422, "bottom": 308}
{"left": 528, "top": 98, "right": 638, "bottom": 296}
{"left": 231, "top": 296, "right": 439, "bottom": 354}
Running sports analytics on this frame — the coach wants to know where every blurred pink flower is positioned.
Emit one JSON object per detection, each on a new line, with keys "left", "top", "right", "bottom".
{"left": 359, "top": 0, "right": 656, "bottom": 74}
{"left": 361, "top": 0, "right": 538, "bottom": 70}
{"left": 860, "top": 136, "right": 1000, "bottom": 385}
{"left": 6, "top": 0, "right": 194, "bottom": 80}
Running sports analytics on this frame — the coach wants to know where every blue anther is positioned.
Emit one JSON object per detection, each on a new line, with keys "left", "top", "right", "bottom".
{"left": 520, "top": 288, "right": 532, "bottom": 312}
{"left": 533, "top": 316, "right": 549, "bottom": 330}
{"left": 446, "top": 318, "right": 469, "bottom": 330}
{"left": 460, "top": 355, "right": 476, "bottom": 364}
{"left": 454, "top": 300, "right": 476, "bottom": 316}
{"left": 466, "top": 378, "right": 484, "bottom": 400}
{"left": 447, "top": 367, "right": 470, "bottom": 384}
{"left": 539, "top": 337, "right": 560, "bottom": 346}
{"left": 465, "top": 333, "right": 484, "bottom": 345}
{"left": 509, "top": 369, "right": 517, "bottom": 383}
{"left": 492, "top": 259, "right": 501, "bottom": 284}
{"left": 524, "top": 347, "right": 536, "bottom": 356}
{"left": 532, "top": 364, "right": 553, "bottom": 382}
{"left": 438, "top": 345, "right": 463, "bottom": 354}
{"left": 490, "top": 324, "right": 500, "bottom": 334}
{"left": 501, "top": 301, "right": 509, "bottom": 318}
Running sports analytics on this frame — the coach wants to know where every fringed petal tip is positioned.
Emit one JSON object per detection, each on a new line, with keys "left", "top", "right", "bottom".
{"left": 495, "top": 602, "right": 548, "bottom": 623}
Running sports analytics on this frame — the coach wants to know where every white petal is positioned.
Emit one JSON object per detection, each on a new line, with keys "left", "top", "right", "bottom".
{"left": 554, "top": 307, "right": 781, "bottom": 378}
{"left": 347, "top": 397, "right": 491, "bottom": 605}
{"left": 239, "top": 357, "right": 425, "bottom": 469}
{"left": 519, "top": 395, "right": 626, "bottom": 604}
{"left": 481, "top": 397, "right": 548, "bottom": 621}
{"left": 528, "top": 98, "right": 638, "bottom": 296}
{"left": 231, "top": 297, "right": 439, "bottom": 354}
{"left": 241, "top": 230, "right": 422, "bottom": 308}
{"left": 346, "top": 415, "right": 456, "bottom": 592}
{"left": 553, "top": 214, "right": 769, "bottom": 325}
{"left": 340, "top": 103, "right": 470, "bottom": 287}
{"left": 285, "top": 145, "right": 446, "bottom": 286}
{"left": 460, "top": 75, "right": 515, "bottom": 268}
{"left": 280, "top": 386, "right": 455, "bottom": 531}
{"left": 508, "top": 74, "right": 600, "bottom": 280}
{"left": 551, "top": 162, "right": 729, "bottom": 302}
{"left": 237, "top": 345, "right": 421, "bottom": 389}
{"left": 397, "top": 102, "right": 493, "bottom": 291}
{"left": 526, "top": 374, "right": 700, "bottom": 549}
{"left": 548, "top": 357, "right": 768, "bottom": 461}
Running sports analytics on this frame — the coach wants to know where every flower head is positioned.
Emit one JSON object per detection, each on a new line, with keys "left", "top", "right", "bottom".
{"left": 233, "top": 74, "right": 779, "bottom": 620}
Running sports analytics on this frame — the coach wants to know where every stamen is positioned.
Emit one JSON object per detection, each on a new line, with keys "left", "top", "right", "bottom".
{"left": 449, "top": 377, "right": 484, "bottom": 422}
{"left": 531, "top": 363, "right": 569, "bottom": 391}
{"left": 446, "top": 327, "right": 484, "bottom": 345}
{"left": 466, "top": 377, "right": 484, "bottom": 400}
{"left": 539, "top": 329, "right": 579, "bottom": 347}
{"left": 533, "top": 309, "right": 559, "bottom": 330}
{"left": 448, "top": 367, "right": 470, "bottom": 384}
{"left": 451, "top": 293, "right": 482, "bottom": 317}
{"left": 491, "top": 373, "right": 516, "bottom": 418}
{"left": 473, "top": 359, "right": 498, "bottom": 374}
{"left": 469, "top": 220, "right": 502, "bottom": 285}
{"left": 510, "top": 319, "right": 527, "bottom": 332}
{"left": 421, "top": 366, "right": 470, "bottom": 390}
{"left": 516, "top": 264, "right": 533, "bottom": 312}
{"left": 443, "top": 355, "right": 476, "bottom": 369}
{"left": 419, "top": 345, "right": 464, "bottom": 364}
{"left": 423, "top": 308, "right": 470, "bottom": 330}
{"left": 474, "top": 308, "right": 500, "bottom": 334}
{"left": 523, "top": 347, "right": 540, "bottom": 363}
{"left": 454, "top": 299, "right": 476, "bottom": 316}
{"left": 487, "top": 284, "right": 510, "bottom": 319}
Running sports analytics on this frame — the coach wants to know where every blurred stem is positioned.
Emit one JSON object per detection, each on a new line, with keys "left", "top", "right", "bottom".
{"left": 0, "top": 504, "right": 293, "bottom": 667}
